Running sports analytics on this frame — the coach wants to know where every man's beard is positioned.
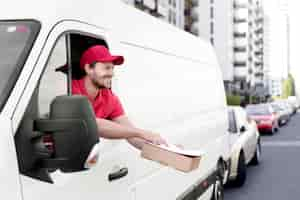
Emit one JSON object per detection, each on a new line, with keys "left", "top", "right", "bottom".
{"left": 91, "top": 76, "right": 112, "bottom": 89}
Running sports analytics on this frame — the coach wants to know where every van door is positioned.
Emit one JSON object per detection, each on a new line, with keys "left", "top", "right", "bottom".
{"left": 12, "top": 21, "right": 136, "bottom": 200}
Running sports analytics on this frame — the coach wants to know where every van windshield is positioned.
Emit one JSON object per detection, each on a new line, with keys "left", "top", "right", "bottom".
{"left": 0, "top": 20, "right": 40, "bottom": 111}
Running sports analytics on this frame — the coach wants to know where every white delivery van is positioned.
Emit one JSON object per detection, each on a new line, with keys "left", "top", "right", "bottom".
{"left": 0, "top": 0, "right": 230, "bottom": 200}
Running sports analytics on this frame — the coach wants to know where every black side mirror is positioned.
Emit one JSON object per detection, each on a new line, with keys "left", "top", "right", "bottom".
{"left": 17, "top": 95, "right": 99, "bottom": 183}
{"left": 240, "top": 126, "right": 246, "bottom": 133}
{"left": 35, "top": 95, "right": 99, "bottom": 170}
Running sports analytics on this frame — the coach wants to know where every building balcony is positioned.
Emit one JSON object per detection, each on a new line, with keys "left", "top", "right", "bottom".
{"left": 254, "top": 54, "right": 263, "bottom": 61}
{"left": 254, "top": 27, "right": 263, "bottom": 34}
{"left": 254, "top": 17, "right": 264, "bottom": 26}
{"left": 254, "top": 50, "right": 263, "bottom": 56}
{"left": 234, "top": 0, "right": 248, "bottom": 6}
{"left": 255, "top": 22, "right": 263, "bottom": 29}
{"left": 234, "top": 0, "right": 248, "bottom": 4}
{"left": 190, "top": 22, "right": 199, "bottom": 35}
{"left": 191, "top": 7, "right": 199, "bottom": 21}
{"left": 234, "top": 17, "right": 247, "bottom": 23}
{"left": 234, "top": 23, "right": 248, "bottom": 33}
{"left": 234, "top": 9, "right": 248, "bottom": 19}
{"left": 254, "top": 61, "right": 263, "bottom": 67}
{"left": 235, "top": 37, "right": 248, "bottom": 46}
{"left": 254, "top": 71, "right": 264, "bottom": 77}
{"left": 255, "top": 17, "right": 263, "bottom": 24}
{"left": 234, "top": 67, "right": 248, "bottom": 80}
{"left": 234, "top": 46, "right": 247, "bottom": 52}
{"left": 234, "top": 52, "right": 248, "bottom": 62}
{"left": 254, "top": 38, "right": 263, "bottom": 45}
{"left": 233, "top": 3, "right": 248, "bottom": 9}
{"left": 234, "top": 61, "right": 247, "bottom": 67}
{"left": 253, "top": 34, "right": 263, "bottom": 41}
{"left": 233, "top": 32, "right": 247, "bottom": 38}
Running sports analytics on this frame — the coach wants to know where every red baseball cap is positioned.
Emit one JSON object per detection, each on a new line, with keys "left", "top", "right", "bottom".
{"left": 80, "top": 45, "right": 124, "bottom": 69}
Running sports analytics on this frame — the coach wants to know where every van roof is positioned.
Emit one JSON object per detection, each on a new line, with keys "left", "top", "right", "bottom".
{"left": 1, "top": 0, "right": 219, "bottom": 65}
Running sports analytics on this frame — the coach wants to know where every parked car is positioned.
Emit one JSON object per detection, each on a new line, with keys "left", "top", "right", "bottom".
{"left": 270, "top": 102, "right": 290, "bottom": 126}
{"left": 227, "top": 106, "right": 261, "bottom": 187}
{"left": 246, "top": 104, "right": 279, "bottom": 135}
{"left": 276, "top": 100, "right": 293, "bottom": 116}
{"left": 288, "top": 96, "right": 300, "bottom": 110}
{"left": 286, "top": 97, "right": 299, "bottom": 114}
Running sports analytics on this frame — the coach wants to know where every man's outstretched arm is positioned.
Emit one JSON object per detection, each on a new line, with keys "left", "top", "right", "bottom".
{"left": 95, "top": 117, "right": 166, "bottom": 149}
{"left": 112, "top": 115, "right": 148, "bottom": 150}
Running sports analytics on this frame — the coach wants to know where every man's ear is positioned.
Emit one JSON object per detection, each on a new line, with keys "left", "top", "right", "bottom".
{"left": 84, "top": 64, "right": 91, "bottom": 75}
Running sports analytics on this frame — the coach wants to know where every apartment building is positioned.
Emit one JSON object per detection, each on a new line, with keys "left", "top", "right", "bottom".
{"left": 122, "top": 0, "right": 268, "bottom": 99}
{"left": 122, "top": 0, "right": 185, "bottom": 29}
{"left": 232, "top": 0, "right": 249, "bottom": 95}
{"left": 269, "top": 78, "right": 283, "bottom": 97}
{"left": 249, "top": 0, "right": 265, "bottom": 97}
{"left": 190, "top": 0, "right": 235, "bottom": 92}
{"left": 193, "top": 0, "right": 266, "bottom": 98}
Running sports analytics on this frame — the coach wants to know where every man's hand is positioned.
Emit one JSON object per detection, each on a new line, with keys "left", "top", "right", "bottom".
{"left": 140, "top": 131, "right": 168, "bottom": 146}
{"left": 113, "top": 115, "right": 168, "bottom": 148}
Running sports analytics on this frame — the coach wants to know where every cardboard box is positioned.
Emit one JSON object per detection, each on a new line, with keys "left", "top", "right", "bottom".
{"left": 141, "top": 143, "right": 202, "bottom": 173}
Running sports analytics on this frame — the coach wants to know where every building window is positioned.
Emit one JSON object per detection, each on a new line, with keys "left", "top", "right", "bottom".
{"left": 210, "top": 0, "right": 214, "bottom": 4}
{"left": 249, "top": 44, "right": 253, "bottom": 51}
{"left": 173, "top": 12, "right": 176, "bottom": 24}
{"left": 210, "top": 7, "right": 214, "bottom": 19}
{"left": 210, "top": 22, "right": 214, "bottom": 34}
{"left": 234, "top": 32, "right": 246, "bottom": 38}
{"left": 173, "top": 0, "right": 176, "bottom": 8}
{"left": 234, "top": 47, "right": 247, "bottom": 52}
{"left": 234, "top": 18, "right": 247, "bottom": 23}
{"left": 168, "top": 10, "right": 172, "bottom": 23}
{"left": 241, "top": 82, "right": 244, "bottom": 90}
{"left": 234, "top": 62, "right": 247, "bottom": 67}
{"left": 210, "top": 37, "right": 214, "bottom": 45}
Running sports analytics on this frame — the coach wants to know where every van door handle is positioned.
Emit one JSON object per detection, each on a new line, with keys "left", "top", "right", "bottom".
{"left": 108, "top": 167, "right": 128, "bottom": 182}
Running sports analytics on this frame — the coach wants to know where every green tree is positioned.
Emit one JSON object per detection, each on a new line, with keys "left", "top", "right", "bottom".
{"left": 282, "top": 74, "right": 296, "bottom": 98}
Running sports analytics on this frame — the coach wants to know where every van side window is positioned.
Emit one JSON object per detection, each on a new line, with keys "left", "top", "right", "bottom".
{"left": 228, "top": 110, "right": 238, "bottom": 133}
{"left": 38, "top": 35, "right": 68, "bottom": 117}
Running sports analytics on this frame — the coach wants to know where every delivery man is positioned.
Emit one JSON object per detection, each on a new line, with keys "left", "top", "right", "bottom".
{"left": 72, "top": 45, "right": 167, "bottom": 149}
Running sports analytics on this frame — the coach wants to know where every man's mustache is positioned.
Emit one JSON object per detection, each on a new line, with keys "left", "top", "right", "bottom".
{"left": 102, "top": 76, "right": 113, "bottom": 79}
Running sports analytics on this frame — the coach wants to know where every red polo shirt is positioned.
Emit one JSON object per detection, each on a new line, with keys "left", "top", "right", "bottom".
{"left": 72, "top": 78, "right": 125, "bottom": 120}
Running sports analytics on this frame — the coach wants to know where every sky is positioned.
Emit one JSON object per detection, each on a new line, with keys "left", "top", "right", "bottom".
{"left": 263, "top": 0, "right": 300, "bottom": 97}
{"left": 263, "top": 0, "right": 289, "bottom": 79}
{"left": 287, "top": 0, "right": 300, "bottom": 97}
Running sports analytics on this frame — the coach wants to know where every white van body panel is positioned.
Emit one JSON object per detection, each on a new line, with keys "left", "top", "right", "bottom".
{"left": 1, "top": 0, "right": 229, "bottom": 199}
{"left": 0, "top": 115, "right": 22, "bottom": 200}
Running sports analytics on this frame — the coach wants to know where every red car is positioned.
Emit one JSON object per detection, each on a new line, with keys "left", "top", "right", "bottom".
{"left": 246, "top": 104, "right": 279, "bottom": 135}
